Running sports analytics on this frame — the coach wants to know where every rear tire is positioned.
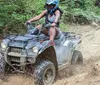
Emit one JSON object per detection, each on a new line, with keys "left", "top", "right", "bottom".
{"left": 34, "top": 60, "right": 56, "bottom": 85}
{"left": 71, "top": 50, "right": 83, "bottom": 65}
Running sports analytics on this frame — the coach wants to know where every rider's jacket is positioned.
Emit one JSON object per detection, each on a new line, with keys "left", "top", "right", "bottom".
{"left": 45, "top": 7, "right": 63, "bottom": 27}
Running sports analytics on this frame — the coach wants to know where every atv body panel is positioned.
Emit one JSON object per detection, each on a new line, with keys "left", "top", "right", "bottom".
{"left": 0, "top": 24, "right": 82, "bottom": 72}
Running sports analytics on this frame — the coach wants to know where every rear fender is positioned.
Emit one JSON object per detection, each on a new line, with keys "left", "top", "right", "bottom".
{"left": 72, "top": 38, "right": 82, "bottom": 48}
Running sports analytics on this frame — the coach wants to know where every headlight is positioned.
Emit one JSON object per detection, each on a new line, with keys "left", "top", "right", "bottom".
{"left": 32, "top": 46, "right": 38, "bottom": 53}
{"left": 1, "top": 42, "right": 7, "bottom": 49}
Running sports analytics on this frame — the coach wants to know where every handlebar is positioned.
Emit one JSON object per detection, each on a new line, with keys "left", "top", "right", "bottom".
{"left": 26, "top": 22, "right": 31, "bottom": 25}
{"left": 25, "top": 22, "right": 52, "bottom": 35}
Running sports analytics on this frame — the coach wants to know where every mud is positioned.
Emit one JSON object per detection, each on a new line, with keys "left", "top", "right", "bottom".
{"left": 0, "top": 24, "right": 100, "bottom": 85}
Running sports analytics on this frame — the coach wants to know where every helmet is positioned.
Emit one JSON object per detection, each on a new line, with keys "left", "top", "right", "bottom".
{"left": 46, "top": 0, "right": 59, "bottom": 6}
{"left": 46, "top": 0, "right": 59, "bottom": 15}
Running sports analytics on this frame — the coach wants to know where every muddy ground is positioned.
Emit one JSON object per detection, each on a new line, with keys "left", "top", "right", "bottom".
{"left": 0, "top": 24, "right": 100, "bottom": 85}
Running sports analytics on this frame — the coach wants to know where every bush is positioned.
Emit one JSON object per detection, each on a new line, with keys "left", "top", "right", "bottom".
{"left": 60, "top": 0, "right": 100, "bottom": 24}
{"left": 0, "top": 0, "right": 44, "bottom": 35}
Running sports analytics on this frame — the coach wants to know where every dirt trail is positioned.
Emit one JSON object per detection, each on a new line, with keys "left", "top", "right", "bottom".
{"left": 0, "top": 25, "right": 100, "bottom": 85}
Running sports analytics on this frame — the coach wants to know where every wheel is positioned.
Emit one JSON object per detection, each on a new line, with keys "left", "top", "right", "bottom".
{"left": 71, "top": 50, "right": 83, "bottom": 65}
{"left": 0, "top": 56, "right": 5, "bottom": 73}
{"left": 34, "top": 60, "right": 56, "bottom": 85}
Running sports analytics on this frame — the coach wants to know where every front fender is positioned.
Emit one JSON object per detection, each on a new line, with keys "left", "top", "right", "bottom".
{"left": 38, "top": 40, "right": 54, "bottom": 54}
{"left": 36, "top": 46, "right": 58, "bottom": 75}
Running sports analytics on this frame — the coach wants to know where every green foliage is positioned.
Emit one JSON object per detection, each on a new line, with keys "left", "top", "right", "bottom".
{"left": 0, "top": 0, "right": 100, "bottom": 34}
{"left": 0, "top": 0, "right": 29, "bottom": 34}
{"left": 60, "top": 0, "right": 100, "bottom": 24}
{"left": 0, "top": 0, "right": 46, "bottom": 35}
{"left": 24, "top": 0, "right": 45, "bottom": 14}
{"left": 60, "top": 23, "right": 69, "bottom": 31}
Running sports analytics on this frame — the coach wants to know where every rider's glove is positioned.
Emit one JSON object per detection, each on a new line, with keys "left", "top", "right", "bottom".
{"left": 26, "top": 21, "right": 31, "bottom": 25}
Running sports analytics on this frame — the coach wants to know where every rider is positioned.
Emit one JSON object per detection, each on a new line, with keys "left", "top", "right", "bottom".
{"left": 26, "top": 0, "right": 63, "bottom": 46}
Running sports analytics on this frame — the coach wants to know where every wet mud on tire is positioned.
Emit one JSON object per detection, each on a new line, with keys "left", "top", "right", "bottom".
{"left": 71, "top": 50, "right": 83, "bottom": 65}
{"left": 34, "top": 60, "right": 56, "bottom": 85}
{"left": 0, "top": 56, "right": 5, "bottom": 74}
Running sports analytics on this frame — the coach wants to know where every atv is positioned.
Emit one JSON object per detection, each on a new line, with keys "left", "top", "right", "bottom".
{"left": 0, "top": 23, "right": 83, "bottom": 85}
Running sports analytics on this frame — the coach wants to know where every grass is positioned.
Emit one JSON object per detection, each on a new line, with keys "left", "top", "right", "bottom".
{"left": 60, "top": 23, "right": 69, "bottom": 32}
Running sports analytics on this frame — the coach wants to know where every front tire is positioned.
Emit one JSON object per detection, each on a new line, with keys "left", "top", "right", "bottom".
{"left": 0, "top": 56, "right": 5, "bottom": 74}
{"left": 34, "top": 60, "right": 56, "bottom": 85}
